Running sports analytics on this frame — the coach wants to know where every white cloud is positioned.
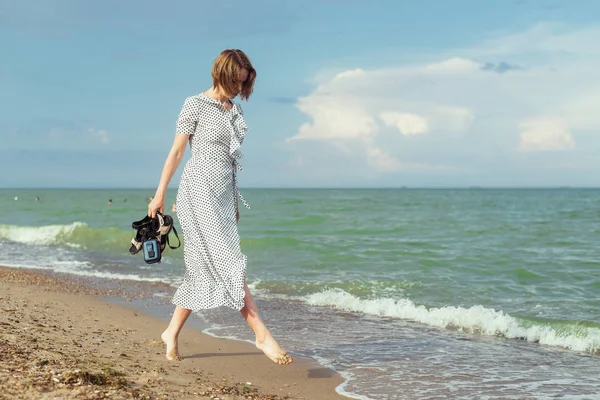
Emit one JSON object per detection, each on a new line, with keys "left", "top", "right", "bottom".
{"left": 379, "top": 112, "right": 429, "bottom": 136}
{"left": 365, "top": 145, "right": 402, "bottom": 171}
{"left": 424, "top": 57, "right": 481, "bottom": 73}
{"left": 287, "top": 58, "right": 479, "bottom": 170}
{"left": 89, "top": 128, "right": 110, "bottom": 145}
{"left": 287, "top": 23, "right": 600, "bottom": 177}
{"left": 288, "top": 95, "right": 378, "bottom": 141}
{"left": 518, "top": 118, "right": 575, "bottom": 152}
{"left": 333, "top": 68, "right": 366, "bottom": 81}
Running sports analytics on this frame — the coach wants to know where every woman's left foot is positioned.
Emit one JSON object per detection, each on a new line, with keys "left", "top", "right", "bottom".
{"left": 256, "top": 335, "right": 293, "bottom": 365}
{"left": 161, "top": 330, "right": 183, "bottom": 361}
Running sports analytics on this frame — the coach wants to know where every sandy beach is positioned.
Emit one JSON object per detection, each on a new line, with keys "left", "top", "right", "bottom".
{"left": 0, "top": 267, "right": 347, "bottom": 400}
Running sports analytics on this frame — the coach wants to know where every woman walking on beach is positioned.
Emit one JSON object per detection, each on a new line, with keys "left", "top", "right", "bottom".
{"left": 147, "top": 49, "right": 292, "bottom": 365}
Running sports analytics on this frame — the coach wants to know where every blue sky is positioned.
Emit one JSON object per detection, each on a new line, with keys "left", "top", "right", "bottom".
{"left": 1, "top": 0, "right": 599, "bottom": 188}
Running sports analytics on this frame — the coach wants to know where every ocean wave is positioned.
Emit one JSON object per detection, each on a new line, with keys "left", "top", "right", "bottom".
{"left": 253, "top": 279, "right": 420, "bottom": 297}
{"left": 0, "top": 222, "right": 91, "bottom": 245}
{"left": 0, "top": 223, "right": 182, "bottom": 257}
{"left": 305, "top": 288, "right": 600, "bottom": 355}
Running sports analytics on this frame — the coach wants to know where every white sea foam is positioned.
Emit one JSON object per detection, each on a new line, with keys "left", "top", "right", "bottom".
{"left": 60, "top": 270, "right": 168, "bottom": 282}
{"left": 0, "top": 260, "right": 170, "bottom": 283}
{"left": 0, "top": 222, "right": 86, "bottom": 245}
{"left": 0, "top": 260, "right": 92, "bottom": 272}
{"left": 305, "top": 289, "right": 600, "bottom": 354}
{"left": 310, "top": 354, "right": 374, "bottom": 400}
{"left": 246, "top": 278, "right": 262, "bottom": 291}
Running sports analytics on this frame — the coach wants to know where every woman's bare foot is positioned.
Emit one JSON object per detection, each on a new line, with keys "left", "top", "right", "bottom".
{"left": 161, "top": 330, "right": 182, "bottom": 361}
{"left": 256, "top": 334, "right": 293, "bottom": 365}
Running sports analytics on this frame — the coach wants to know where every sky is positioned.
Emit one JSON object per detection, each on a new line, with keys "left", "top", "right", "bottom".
{"left": 1, "top": 0, "right": 600, "bottom": 188}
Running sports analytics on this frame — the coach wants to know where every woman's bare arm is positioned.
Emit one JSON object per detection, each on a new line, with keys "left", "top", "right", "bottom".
{"left": 148, "top": 133, "right": 190, "bottom": 217}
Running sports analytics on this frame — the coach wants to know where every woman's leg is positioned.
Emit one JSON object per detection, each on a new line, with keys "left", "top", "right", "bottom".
{"left": 240, "top": 282, "right": 293, "bottom": 365}
{"left": 161, "top": 306, "right": 192, "bottom": 360}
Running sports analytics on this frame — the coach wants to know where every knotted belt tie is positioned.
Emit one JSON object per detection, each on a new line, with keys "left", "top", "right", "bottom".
{"left": 233, "top": 160, "right": 250, "bottom": 210}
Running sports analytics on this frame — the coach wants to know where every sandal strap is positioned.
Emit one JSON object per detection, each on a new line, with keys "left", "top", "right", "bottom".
{"left": 166, "top": 226, "right": 181, "bottom": 250}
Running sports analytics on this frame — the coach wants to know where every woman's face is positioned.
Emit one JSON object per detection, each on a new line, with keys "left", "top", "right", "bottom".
{"left": 226, "top": 67, "right": 249, "bottom": 99}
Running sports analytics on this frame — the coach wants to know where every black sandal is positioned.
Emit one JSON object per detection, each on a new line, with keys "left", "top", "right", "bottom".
{"left": 128, "top": 212, "right": 180, "bottom": 262}
{"left": 129, "top": 215, "right": 160, "bottom": 255}
{"left": 157, "top": 212, "right": 181, "bottom": 251}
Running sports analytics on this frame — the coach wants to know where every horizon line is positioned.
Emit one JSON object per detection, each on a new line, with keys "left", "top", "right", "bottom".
{"left": 2, "top": 186, "right": 600, "bottom": 190}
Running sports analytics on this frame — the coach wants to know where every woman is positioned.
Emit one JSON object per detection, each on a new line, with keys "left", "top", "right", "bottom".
{"left": 147, "top": 49, "right": 292, "bottom": 365}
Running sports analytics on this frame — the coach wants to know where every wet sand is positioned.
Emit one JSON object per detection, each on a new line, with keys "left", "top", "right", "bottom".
{"left": 0, "top": 267, "right": 347, "bottom": 400}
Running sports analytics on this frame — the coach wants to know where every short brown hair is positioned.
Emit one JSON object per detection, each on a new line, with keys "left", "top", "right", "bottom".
{"left": 212, "top": 49, "right": 256, "bottom": 101}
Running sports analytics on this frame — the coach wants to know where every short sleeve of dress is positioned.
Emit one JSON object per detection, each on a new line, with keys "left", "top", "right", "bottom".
{"left": 176, "top": 96, "right": 199, "bottom": 135}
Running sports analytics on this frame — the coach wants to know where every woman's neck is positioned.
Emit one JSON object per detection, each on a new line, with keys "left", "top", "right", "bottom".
{"left": 206, "top": 87, "right": 230, "bottom": 104}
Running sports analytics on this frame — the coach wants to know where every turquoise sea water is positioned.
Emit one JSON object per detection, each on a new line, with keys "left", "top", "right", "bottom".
{"left": 1, "top": 188, "right": 599, "bottom": 399}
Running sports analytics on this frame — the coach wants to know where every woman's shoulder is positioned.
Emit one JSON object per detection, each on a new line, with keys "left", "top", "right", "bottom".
{"left": 182, "top": 92, "right": 215, "bottom": 104}
{"left": 182, "top": 93, "right": 204, "bottom": 105}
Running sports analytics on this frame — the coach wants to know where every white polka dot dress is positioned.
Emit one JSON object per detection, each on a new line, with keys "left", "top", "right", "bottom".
{"left": 171, "top": 93, "right": 250, "bottom": 311}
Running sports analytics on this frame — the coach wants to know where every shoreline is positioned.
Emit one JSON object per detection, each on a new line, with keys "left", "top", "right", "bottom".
{"left": 0, "top": 266, "right": 348, "bottom": 400}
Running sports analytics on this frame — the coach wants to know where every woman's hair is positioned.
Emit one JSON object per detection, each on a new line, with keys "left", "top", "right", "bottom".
{"left": 212, "top": 49, "right": 256, "bottom": 100}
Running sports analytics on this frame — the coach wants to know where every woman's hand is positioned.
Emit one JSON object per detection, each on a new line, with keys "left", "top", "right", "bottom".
{"left": 148, "top": 197, "right": 164, "bottom": 218}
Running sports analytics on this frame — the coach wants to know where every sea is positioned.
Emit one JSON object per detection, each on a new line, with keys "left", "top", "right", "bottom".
{"left": 1, "top": 188, "right": 599, "bottom": 400}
